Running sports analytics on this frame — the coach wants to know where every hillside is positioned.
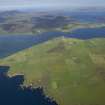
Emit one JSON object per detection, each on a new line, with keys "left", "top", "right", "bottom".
{"left": 0, "top": 37, "right": 105, "bottom": 105}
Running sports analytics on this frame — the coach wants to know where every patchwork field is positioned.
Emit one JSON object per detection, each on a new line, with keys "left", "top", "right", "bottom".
{"left": 0, "top": 37, "right": 105, "bottom": 105}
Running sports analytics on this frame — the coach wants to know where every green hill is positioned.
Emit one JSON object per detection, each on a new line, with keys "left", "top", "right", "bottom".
{"left": 1, "top": 37, "right": 105, "bottom": 105}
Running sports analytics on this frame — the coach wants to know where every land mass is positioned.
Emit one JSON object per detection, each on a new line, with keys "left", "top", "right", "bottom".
{"left": 0, "top": 10, "right": 105, "bottom": 35}
{"left": 0, "top": 37, "right": 105, "bottom": 105}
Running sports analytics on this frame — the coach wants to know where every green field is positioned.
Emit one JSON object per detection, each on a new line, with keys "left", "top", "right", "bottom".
{"left": 0, "top": 37, "right": 105, "bottom": 105}
{"left": 58, "top": 23, "right": 105, "bottom": 32}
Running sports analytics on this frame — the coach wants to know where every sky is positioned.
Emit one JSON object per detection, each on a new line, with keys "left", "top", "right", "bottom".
{"left": 0, "top": 0, "right": 105, "bottom": 10}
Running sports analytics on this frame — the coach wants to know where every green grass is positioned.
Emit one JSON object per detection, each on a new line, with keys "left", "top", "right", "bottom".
{"left": 0, "top": 37, "right": 105, "bottom": 105}
{"left": 57, "top": 23, "right": 105, "bottom": 32}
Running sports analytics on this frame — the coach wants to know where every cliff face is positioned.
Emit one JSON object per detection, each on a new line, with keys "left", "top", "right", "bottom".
{"left": 0, "top": 66, "right": 58, "bottom": 105}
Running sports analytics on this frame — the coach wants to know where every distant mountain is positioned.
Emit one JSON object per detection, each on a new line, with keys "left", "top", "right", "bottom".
{"left": 0, "top": 10, "right": 22, "bottom": 17}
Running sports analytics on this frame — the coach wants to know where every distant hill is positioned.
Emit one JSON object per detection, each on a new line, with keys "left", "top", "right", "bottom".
{"left": 0, "top": 10, "right": 73, "bottom": 34}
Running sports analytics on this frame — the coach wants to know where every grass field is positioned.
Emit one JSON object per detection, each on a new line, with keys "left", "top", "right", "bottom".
{"left": 0, "top": 37, "right": 105, "bottom": 105}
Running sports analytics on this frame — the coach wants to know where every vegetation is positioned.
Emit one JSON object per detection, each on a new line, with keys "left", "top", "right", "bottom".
{"left": 0, "top": 37, "right": 105, "bottom": 105}
{"left": 1, "top": 10, "right": 105, "bottom": 35}
{"left": 57, "top": 23, "right": 105, "bottom": 32}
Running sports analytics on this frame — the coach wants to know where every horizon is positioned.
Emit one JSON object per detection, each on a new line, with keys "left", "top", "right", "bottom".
{"left": 0, "top": 0, "right": 105, "bottom": 11}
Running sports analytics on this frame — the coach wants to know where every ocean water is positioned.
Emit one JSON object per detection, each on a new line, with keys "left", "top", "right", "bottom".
{"left": 0, "top": 66, "right": 57, "bottom": 105}
{"left": 0, "top": 27, "right": 105, "bottom": 58}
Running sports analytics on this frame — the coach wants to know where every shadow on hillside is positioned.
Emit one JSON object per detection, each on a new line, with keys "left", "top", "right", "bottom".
{"left": 0, "top": 66, "right": 58, "bottom": 105}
